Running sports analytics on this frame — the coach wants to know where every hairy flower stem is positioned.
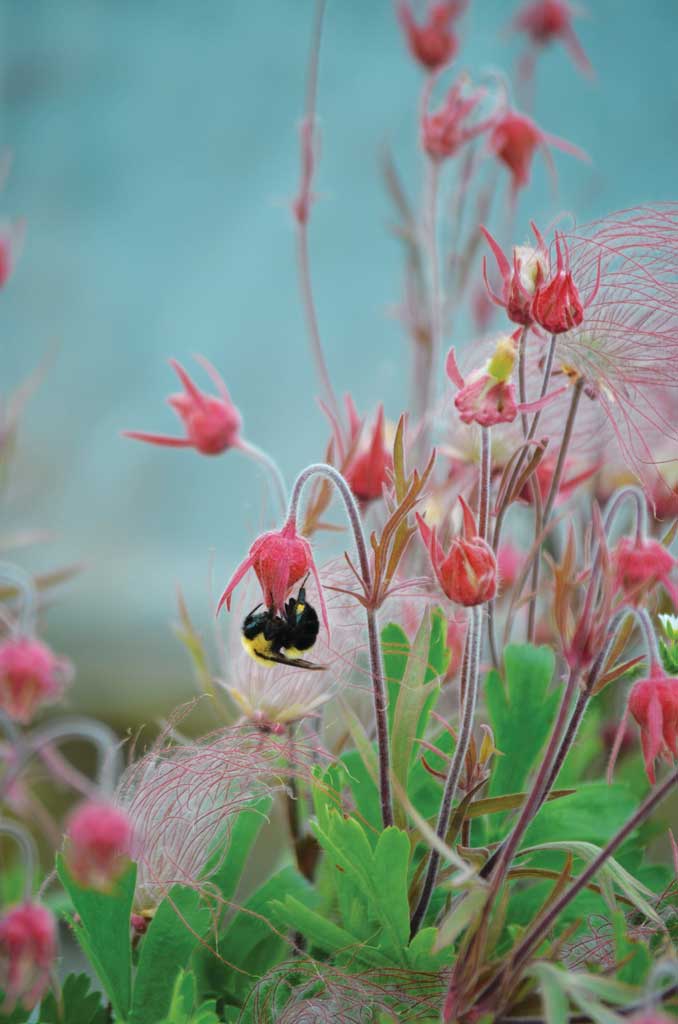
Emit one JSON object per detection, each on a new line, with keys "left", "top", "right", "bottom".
{"left": 238, "top": 440, "right": 288, "bottom": 516}
{"left": 488, "top": 334, "right": 556, "bottom": 663}
{"left": 417, "top": 158, "right": 441, "bottom": 462}
{"left": 478, "top": 427, "right": 491, "bottom": 542}
{"left": 481, "top": 668, "right": 579, "bottom": 892}
{"left": 287, "top": 463, "right": 393, "bottom": 828}
{"left": 293, "top": 0, "right": 341, "bottom": 429}
{"left": 0, "top": 717, "right": 122, "bottom": 803}
{"left": 410, "top": 605, "right": 482, "bottom": 937}
{"left": 505, "top": 767, "right": 678, "bottom": 983}
{"left": 524, "top": 375, "right": 585, "bottom": 640}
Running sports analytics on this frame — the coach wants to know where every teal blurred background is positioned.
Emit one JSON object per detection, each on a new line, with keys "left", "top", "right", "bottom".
{"left": 1, "top": 1, "right": 676, "bottom": 724}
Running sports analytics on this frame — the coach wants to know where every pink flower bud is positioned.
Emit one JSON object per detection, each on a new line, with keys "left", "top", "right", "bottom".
{"left": 217, "top": 519, "right": 330, "bottom": 636}
{"left": 417, "top": 498, "right": 497, "bottom": 606}
{"left": 124, "top": 356, "right": 242, "bottom": 455}
{"left": 344, "top": 405, "right": 392, "bottom": 505}
{"left": 480, "top": 223, "right": 549, "bottom": 325}
{"left": 628, "top": 666, "right": 678, "bottom": 784}
{"left": 614, "top": 536, "right": 677, "bottom": 605}
{"left": 421, "top": 77, "right": 491, "bottom": 162}
{"left": 531, "top": 246, "right": 584, "bottom": 337}
{"left": 0, "top": 635, "right": 72, "bottom": 725}
{"left": 0, "top": 221, "right": 24, "bottom": 290}
{"left": 397, "top": 2, "right": 464, "bottom": 71}
{"left": 0, "top": 902, "right": 56, "bottom": 1011}
{"left": 65, "top": 800, "right": 133, "bottom": 891}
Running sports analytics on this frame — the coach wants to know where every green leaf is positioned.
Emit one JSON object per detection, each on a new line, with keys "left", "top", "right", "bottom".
{"left": 40, "top": 973, "right": 107, "bottom": 1024}
{"left": 130, "top": 885, "right": 212, "bottom": 1024}
{"left": 56, "top": 854, "right": 136, "bottom": 1020}
{"left": 157, "top": 970, "right": 219, "bottom": 1024}
{"left": 612, "top": 910, "right": 651, "bottom": 985}
{"left": 206, "top": 797, "right": 272, "bottom": 904}
{"left": 382, "top": 622, "right": 411, "bottom": 736}
{"left": 269, "top": 895, "right": 390, "bottom": 966}
{"left": 521, "top": 783, "right": 637, "bottom": 850}
{"left": 434, "top": 887, "right": 488, "bottom": 953}
{"left": 486, "top": 644, "right": 559, "bottom": 820}
{"left": 218, "top": 866, "right": 315, "bottom": 1002}
{"left": 390, "top": 610, "right": 441, "bottom": 829}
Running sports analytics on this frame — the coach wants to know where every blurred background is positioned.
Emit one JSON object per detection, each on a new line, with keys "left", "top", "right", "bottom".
{"left": 0, "top": 0, "right": 676, "bottom": 726}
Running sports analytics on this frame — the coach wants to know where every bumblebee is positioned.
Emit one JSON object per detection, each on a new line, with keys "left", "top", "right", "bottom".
{"left": 241, "top": 582, "right": 324, "bottom": 670}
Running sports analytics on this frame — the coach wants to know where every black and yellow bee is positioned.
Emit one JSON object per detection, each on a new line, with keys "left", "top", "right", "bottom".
{"left": 241, "top": 581, "right": 324, "bottom": 670}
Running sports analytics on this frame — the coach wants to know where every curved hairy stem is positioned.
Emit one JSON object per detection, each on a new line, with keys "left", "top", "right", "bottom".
{"left": 287, "top": 463, "right": 393, "bottom": 828}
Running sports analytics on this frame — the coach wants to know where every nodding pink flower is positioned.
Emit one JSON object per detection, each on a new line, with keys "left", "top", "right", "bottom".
{"left": 344, "top": 405, "right": 393, "bottom": 505}
{"left": 480, "top": 222, "right": 549, "bottom": 325}
{"left": 416, "top": 498, "right": 497, "bottom": 606}
{"left": 0, "top": 902, "right": 56, "bottom": 1012}
{"left": 0, "top": 635, "right": 72, "bottom": 725}
{"left": 613, "top": 537, "right": 678, "bottom": 606}
{"left": 512, "top": 0, "right": 592, "bottom": 78}
{"left": 531, "top": 232, "right": 599, "bottom": 334}
{"left": 65, "top": 800, "right": 133, "bottom": 891}
{"left": 627, "top": 664, "right": 678, "bottom": 784}
{"left": 124, "top": 357, "right": 242, "bottom": 455}
{"left": 421, "top": 76, "right": 492, "bottom": 161}
{"left": 488, "top": 108, "right": 586, "bottom": 193}
{"left": 397, "top": 1, "right": 466, "bottom": 72}
{"left": 448, "top": 334, "right": 520, "bottom": 428}
{"left": 217, "top": 519, "right": 329, "bottom": 636}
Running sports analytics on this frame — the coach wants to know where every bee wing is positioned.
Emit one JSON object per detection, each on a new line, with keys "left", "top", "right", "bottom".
{"left": 260, "top": 651, "right": 326, "bottom": 672}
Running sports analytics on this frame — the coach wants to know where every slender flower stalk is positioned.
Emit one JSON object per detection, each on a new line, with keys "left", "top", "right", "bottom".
{"left": 287, "top": 463, "right": 394, "bottom": 828}
{"left": 410, "top": 604, "right": 481, "bottom": 937}
{"left": 237, "top": 439, "right": 288, "bottom": 516}
{"left": 506, "top": 767, "right": 678, "bottom": 980}
{"left": 419, "top": 157, "right": 442, "bottom": 460}
{"left": 292, "top": 0, "right": 342, "bottom": 429}
{"left": 478, "top": 426, "right": 491, "bottom": 542}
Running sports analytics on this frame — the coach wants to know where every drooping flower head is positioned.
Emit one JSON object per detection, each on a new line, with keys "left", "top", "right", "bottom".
{"left": 65, "top": 800, "right": 134, "bottom": 891}
{"left": 0, "top": 902, "right": 56, "bottom": 1012}
{"left": 449, "top": 334, "right": 520, "bottom": 428}
{"left": 551, "top": 207, "right": 678, "bottom": 490}
{"left": 0, "top": 635, "right": 72, "bottom": 725}
{"left": 488, "top": 108, "right": 586, "bottom": 194}
{"left": 397, "top": 1, "right": 467, "bottom": 72}
{"left": 344, "top": 404, "right": 393, "bottom": 506}
{"left": 627, "top": 663, "right": 678, "bottom": 784}
{"left": 531, "top": 231, "right": 600, "bottom": 334}
{"left": 421, "top": 76, "right": 493, "bottom": 161}
{"left": 481, "top": 222, "right": 549, "bottom": 325}
{"left": 416, "top": 498, "right": 497, "bottom": 606}
{"left": 124, "top": 356, "right": 242, "bottom": 455}
{"left": 613, "top": 537, "right": 678, "bottom": 607}
{"left": 512, "top": 0, "right": 592, "bottom": 78}
{"left": 217, "top": 519, "right": 329, "bottom": 637}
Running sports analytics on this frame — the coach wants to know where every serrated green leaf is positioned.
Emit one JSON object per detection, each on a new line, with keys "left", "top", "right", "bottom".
{"left": 56, "top": 854, "right": 136, "bottom": 1020}
{"left": 130, "top": 885, "right": 211, "bottom": 1024}
{"left": 40, "top": 972, "right": 107, "bottom": 1024}
{"left": 269, "top": 895, "right": 390, "bottom": 966}
{"left": 612, "top": 910, "right": 651, "bottom": 986}
{"left": 218, "top": 866, "right": 315, "bottom": 1002}
{"left": 373, "top": 828, "right": 411, "bottom": 951}
{"left": 486, "top": 645, "right": 559, "bottom": 823}
{"left": 157, "top": 970, "right": 219, "bottom": 1024}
